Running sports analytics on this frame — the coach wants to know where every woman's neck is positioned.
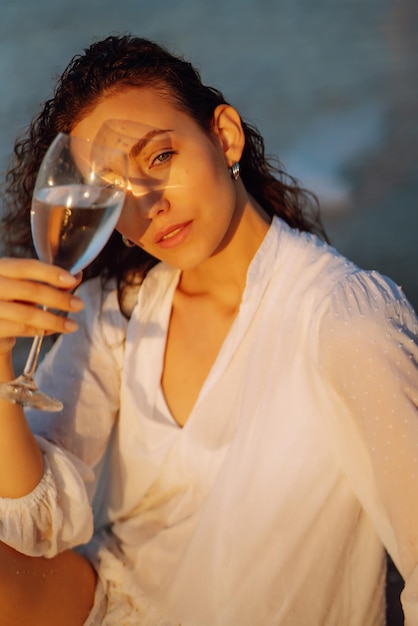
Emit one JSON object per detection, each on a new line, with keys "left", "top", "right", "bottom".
{"left": 179, "top": 196, "right": 271, "bottom": 309}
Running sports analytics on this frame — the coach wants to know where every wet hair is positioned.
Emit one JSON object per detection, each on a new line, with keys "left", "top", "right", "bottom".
{"left": 0, "top": 34, "right": 327, "bottom": 309}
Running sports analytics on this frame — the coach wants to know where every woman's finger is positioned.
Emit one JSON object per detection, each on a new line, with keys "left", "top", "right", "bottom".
{"left": 0, "top": 275, "right": 84, "bottom": 313}
{"left": 0, "top": 259, "right": 83, "bottom": 345}
{"left": 0, "top": 302, "right": 79, "bottom": 337}
{"left": 0, "top": 257, "right": 78, "bottom": 288}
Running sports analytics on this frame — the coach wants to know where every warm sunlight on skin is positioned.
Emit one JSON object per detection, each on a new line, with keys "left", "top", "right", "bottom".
{"left": 72, "top": 87, "right": 272, "bottom": 429}
{"left": 72, "top": 88, "right": 270, "bottom": 290}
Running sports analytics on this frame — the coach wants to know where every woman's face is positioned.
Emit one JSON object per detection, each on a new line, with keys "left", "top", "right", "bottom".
{"left": 72, "top": 87, "right": 244, "bottom": 270}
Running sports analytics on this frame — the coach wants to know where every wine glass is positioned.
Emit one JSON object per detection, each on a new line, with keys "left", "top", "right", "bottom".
{"left": 0, "top": 132, "right": 128, "bottom": 411}
{"left": 95, "top": 119, "right": 175, "bottom": 198}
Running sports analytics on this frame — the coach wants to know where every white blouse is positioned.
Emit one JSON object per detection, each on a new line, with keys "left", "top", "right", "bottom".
{"left": 1, "top": 217, "right": 418, "bottom": 625}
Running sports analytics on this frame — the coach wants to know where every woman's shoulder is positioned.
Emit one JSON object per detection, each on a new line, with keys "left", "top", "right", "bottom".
{"left": 274, "top": 218, "right": 417, "bottom": 327}
{"left": 271, "top": 218, "right": 358, "bottom": 300}
{"left": 314, "top": 263, "right": 418, "bottom": 367}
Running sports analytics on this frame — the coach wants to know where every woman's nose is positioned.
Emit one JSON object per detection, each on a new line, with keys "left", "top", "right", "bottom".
{"left": 123, "top": 187, "right": 170, "bottom": 220}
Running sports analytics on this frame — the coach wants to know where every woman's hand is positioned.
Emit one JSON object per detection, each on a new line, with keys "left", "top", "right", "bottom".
{"left": 0, "top": 257, "right": 84, "bottom": 497}
{"left": 0, "top": 258, "right": 84, "bottom": 356}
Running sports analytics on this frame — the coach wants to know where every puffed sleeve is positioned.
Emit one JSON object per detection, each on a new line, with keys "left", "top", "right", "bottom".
{"left": 316, "top": 270, "right": 418, "bottom": 624}
{"left": 0, "top": 277, "right": 127, "bottom": 557}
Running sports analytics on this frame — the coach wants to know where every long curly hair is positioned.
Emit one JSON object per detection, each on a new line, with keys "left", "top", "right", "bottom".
{"left": 0, "top": 34, "right": 327, "bottom": 307}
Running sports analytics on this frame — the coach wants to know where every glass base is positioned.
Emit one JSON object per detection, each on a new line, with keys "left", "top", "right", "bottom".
{"left": 0, "top": 375, "right": 63, "bottom": 412}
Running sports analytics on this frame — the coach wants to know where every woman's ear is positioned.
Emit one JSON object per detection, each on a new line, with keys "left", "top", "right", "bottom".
{"left": 212, "top": 105, "right": 245, "bottom": 165}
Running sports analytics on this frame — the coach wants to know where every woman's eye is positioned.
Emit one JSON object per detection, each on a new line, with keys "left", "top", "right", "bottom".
{"left": 150, "top": 151, "right": 174, "bottom": 167}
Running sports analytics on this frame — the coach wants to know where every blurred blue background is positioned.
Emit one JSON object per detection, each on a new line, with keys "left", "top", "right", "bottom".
{"left": 1, "top": 1, "right": 417, "bottom": 622}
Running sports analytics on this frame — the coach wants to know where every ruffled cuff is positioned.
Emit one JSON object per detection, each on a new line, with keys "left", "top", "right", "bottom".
{"left": 0, "top": 436, "right": 93, "bottom": 557}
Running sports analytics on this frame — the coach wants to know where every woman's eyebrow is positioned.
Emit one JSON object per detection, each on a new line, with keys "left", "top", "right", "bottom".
{"left": 129, "top": 129, "right": 173, "bottom": 158}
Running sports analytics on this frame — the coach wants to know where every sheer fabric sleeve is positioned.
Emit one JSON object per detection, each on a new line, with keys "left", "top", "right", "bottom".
{"left": 0, "top": 278, "right": 127, "bottom": 557}
{"left": 316, "top": 270, "right": 418, "bottom": 624}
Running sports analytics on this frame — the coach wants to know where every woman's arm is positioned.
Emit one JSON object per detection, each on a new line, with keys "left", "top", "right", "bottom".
{"left": 317, "top": 270, "right": 418, "bottom": 623}
{"left": 0, "top": 271, "right": 126, "bottom": 556}
{"left": 0, "top": 257, "right": 82, "bottom": 498}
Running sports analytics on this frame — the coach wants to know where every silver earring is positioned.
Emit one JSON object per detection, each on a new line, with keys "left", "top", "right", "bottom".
{"left": 122, "top": 235, "right": 136, "bottom": 248}
{"left": 229, "top": 162, "right": 241, "bottom": 181}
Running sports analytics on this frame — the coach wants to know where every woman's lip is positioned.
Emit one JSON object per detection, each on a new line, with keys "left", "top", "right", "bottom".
{"left": 155, "top": 221, "right": 192, "bottom": 247}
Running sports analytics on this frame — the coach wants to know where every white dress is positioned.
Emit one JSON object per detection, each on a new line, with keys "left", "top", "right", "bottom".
{"left": 1, "top": 217, "right": 418, "bottom": 625}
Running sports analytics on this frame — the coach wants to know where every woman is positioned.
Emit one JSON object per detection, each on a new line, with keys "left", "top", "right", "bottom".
{"left": 0, "top": 35, "right": 417, "bottom": 625}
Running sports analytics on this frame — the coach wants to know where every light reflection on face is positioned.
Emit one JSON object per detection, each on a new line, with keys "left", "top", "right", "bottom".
{"left": 72, "top": 87, "right": 239, "bottom": 270}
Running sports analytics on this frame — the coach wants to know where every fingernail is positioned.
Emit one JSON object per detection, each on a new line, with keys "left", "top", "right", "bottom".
{"left": 70, "top": 296, "right": 84, "bottom": 311}
{"left": 59, "top": 272, "right": 77, "bottom": 286}
{"left": 64, "top": 319, "right": 79, "bottom": 332}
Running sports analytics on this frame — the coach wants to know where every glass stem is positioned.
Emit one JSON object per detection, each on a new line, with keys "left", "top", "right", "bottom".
{"left": 22, "top": 334, "right": 45, "bottom": 379}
